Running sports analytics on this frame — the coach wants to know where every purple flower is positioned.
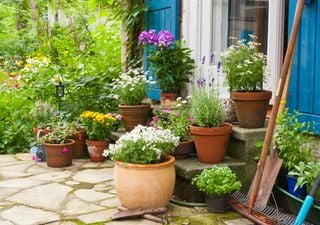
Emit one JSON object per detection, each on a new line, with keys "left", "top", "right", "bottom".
{"left": 210, "top": 53, "right": 214, "bottom": 64}
{"left": 165, "top": 107, "right": 172, "bottom": 113}
{"left": 61, "top": 147, "right": 69, "bottom": 155}
{"left": 31, "top": 155, "right": 36, "bottom": 161}
{"left": 152, "top": 116, "right": 159, "bottom": 122}
{"left": 139, "top": 30, "right": 158, "bottom": 45}
{"left": 156, "top": 30, "right": 174, "bottom": 47}
{"left": 202, "top": 56, "right": 206, "bottom": 64}
{"left": 189, "top": 116, "right": 195, "bottom": 123}
{"left": 217, "top": 61, "right": 221, "bottom": 72}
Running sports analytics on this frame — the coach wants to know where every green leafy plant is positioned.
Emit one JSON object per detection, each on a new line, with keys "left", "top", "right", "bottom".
{"left": 112, "top": 68, "right": 148, "bottom": 105}
{"left": 221, "top": 35, "right": 267, "bottom": 92}
{"left": 192, "top": 166, "right": 242, "bottom": 196}
{"left": 151, "top": 97, "right": 193, "bottom": 141}
{"left": 274, "top": 109, "right": 316, "bottom": 171}
{"left": 104, "top": 125, "right": 179, "bottom": 164}
{"left": 30, "top": 101, "right": 58, "bottom": 129}
{"left": 288, "top": 161, "right": 320, "bottom": 191}
{"left": 40, "top": 121, "right": 75, "bottom": 144}
{"left": 191, "top": 86, "right": 225, "bottom": 127}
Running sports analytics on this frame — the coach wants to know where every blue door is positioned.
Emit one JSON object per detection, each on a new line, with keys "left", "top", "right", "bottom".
{"left": 144, "top": 0, "right": 180, "bottom": 100}
{"left": 287, "top": 0, "right": 320, "bottom": 133}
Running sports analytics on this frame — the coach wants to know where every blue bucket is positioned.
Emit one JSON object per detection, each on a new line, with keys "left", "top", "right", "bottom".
{"left": 287, "top": 175, "right": 307, "bottom": 199}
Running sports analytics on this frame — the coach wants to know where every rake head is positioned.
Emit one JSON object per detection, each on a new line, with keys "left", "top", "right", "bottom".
{"left": 229, "top": 192, "right": 312, "bottom": 225}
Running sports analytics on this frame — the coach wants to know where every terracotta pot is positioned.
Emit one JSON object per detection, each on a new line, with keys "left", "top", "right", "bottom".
{"left": 231, "top": 91, "right": 272, "bottom": 128}
{"left": 71, "top": 130, "right": 87, "bottom": 159}
{"left": 114, "top": 155, "right": 176, "bottom": 209}
{"left": 85, "top": 139, "right": 109, "bottom": 162}
{"left": 190, "top": 123, "right": 232, "bottom": 163}
{"left": 160, "top": 92, "right": 178, "bottom": 106}
{"left": 119, "top": 104, "right": 151, "bottom": 131}
{"left": 173, "top": 140, "right": 195, "bottom": 159}
{"left": 44, "top": 139, "right": 74, "bottom": 168}
{"left": 206, "top": 194, "right": 228, "bottom": 213}
{"left": 33, "top": 127, "right": 52, "bottom": 138}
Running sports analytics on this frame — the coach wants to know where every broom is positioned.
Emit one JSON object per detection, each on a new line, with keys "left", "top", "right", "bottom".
{"left": 229, "top": 0, "right": 307, "bottom": 224}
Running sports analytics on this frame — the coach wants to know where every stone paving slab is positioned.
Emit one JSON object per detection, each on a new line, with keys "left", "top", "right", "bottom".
{"left": 0, "top": 154, "right": 254, "bottom": 225}
{"left": 1, "top": 205, "right": 60, "bottom": 225}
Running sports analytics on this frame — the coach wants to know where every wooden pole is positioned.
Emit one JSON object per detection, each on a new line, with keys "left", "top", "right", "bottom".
{"left": 249, "top": 0, "right": 305, "bottom": 209}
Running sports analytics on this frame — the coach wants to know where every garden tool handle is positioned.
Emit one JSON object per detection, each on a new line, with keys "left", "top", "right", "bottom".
{"left": 249, "top": 0, "right": 305, "bottom": 209}
{"left": 310, "top": 172, "right": 320, "bottom": 197}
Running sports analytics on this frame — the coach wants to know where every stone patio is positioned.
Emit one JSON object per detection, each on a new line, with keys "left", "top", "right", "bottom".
{"left": 0, "top": 153, "right": 254, "bottom": 225}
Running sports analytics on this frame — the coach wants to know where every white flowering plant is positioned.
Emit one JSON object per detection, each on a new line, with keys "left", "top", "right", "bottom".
{"left": 221, "top": 35, "right": 267, "bottom": 92}
{"left": 112, "top": 68, "right": 148, "bottom": 105}
{"left": 104, "top": 125, "right": 179, "bottom": 164}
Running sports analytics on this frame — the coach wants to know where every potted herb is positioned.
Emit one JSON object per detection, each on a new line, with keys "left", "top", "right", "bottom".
{"left": 139, "top": 30, "right": 195, "bottom": 104}
{"left": 112, "top": 68, "right": 150, "bottom": 131}
{"left": 151, "top": 96, "right": 195, "bottom": 158}
{"left": 104, "top": 125, "right": 179, "bottom": 209}
{"left": 190, "top": 85, "right": 232, "bottom": 163}
{"left": 274, "top": 110, "right": 317, "bottom": 197}
{"left": 80, "top": 111, "right": 116, "bottom": 162}
{"left": 192, "top": 166, "right": 242, "bottom": 212}
{"left": 221, "top": 35, "right": 271, "bottom": 128}
{"left": 288, "top": 162, "right": 320, "bottom": 199}
{"left": 41, "top": 121, "right": 75, "bottom": 168}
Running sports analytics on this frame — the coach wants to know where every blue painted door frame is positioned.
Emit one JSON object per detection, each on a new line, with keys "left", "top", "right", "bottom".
{"left": 144, "top": 0, "right": 180, "bottom": 100}
{"left": 288, "top": 0, "right": 320, "bottom": 133}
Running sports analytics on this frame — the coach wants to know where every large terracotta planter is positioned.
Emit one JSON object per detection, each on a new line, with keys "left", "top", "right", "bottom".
{"left": 160, "top": 92, "right": 178, "bottom": 106}
{"left": 86, "top": 139, "right": 109, "bottom": 162}
{"left": 231, "top": 91, "right": 272, "bottom": 128}
{"left": 190, "top": 123, "right": 232, "bottom": 163}
{"left": 72, "top": 130, "right": 87, "bottom": 159}
{"left": 173, "top": 140, "right": 195, "bottom": 159}
{"left": 114, "top": 155, "right": 176, "bottom": 209}
{"left": 44, "top": 139, "right": 74, "bottom": 168}
{"left": 119, "top": 104, "right": 150, "bottom": 131}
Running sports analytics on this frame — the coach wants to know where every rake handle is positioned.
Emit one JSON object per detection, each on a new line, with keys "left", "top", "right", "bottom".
{"left": 249, "top": 0, "right": 305, "bottom": 209}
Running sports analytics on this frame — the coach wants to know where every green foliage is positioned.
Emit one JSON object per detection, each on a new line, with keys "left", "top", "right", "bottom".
{"left": 274, "top": 110, "right": 316, "bottom": 171}
{"left": 191, "top": 87, "right": 225, "bottom": 127}
{"left": 148, "top": 41, "right": 195, "bottom": 93}
{"left": 40, "top": 121, "right": 76, "bottom": 144}
{"left": 112, "top": 68, "right": 147, "bottom": 105}
{"left": 152, "top": 97, "right": 193, "bottom": 141}
{"left": 192, "top": 166, "right": 242, "bottom": 196}
{"left": 30, "top": 101, "right": 58, "bottom": 129}
{"left": 288, "top": 161, "right": 320, "bottom": 191}
{"left": 0, "top": 0, "right": 122, "bottom": 153}
{"left": 221, "top": 35, "right": 267, "bottom": 92}
{"left": 0, "top": 88, "right": 35, "bottom": 154}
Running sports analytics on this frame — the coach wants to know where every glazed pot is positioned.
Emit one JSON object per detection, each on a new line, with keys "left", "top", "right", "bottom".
{"left": 71, "top": 129, "right": 87, "bottom": 159}
{"left": 114, "top": 155, "right": 176, "bottom": 209}
{"left": 173, "top": 140, "right": 195, "bottom": 159}
{"left": 119, "top": 104, "right": 151, "bottom": 131}
{"left": 231, "top": 90, "right": 272, "bottom": 128}
{"left": 44, "top": 139, "right": 74, "bottom": 168}
{"left": 190, "top": 123, "right": 232, "bottom": 163}
{"left": 86, "top": 139, "right": 109, "bottom": 162}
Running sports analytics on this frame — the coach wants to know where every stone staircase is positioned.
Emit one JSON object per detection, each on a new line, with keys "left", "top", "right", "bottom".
{"left": 110, "top": 123, "right": 267, "bottom": 204}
